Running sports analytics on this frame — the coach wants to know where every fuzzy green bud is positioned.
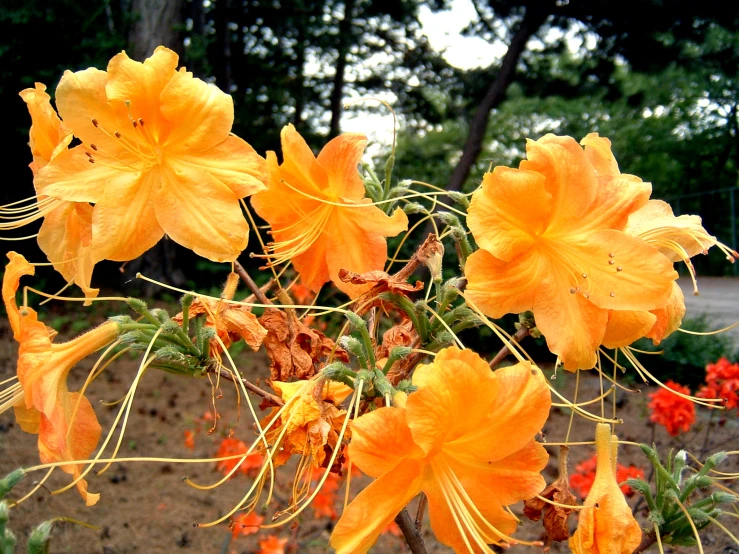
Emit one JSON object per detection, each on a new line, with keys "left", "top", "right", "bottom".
{"left": 26, "top": 521, "right": 53, "bottom": 554}
{"left": 0, "top": 470, "right": 24, "bottom": 500}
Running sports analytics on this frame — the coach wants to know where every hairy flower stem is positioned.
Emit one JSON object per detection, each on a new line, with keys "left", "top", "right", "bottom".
{"left": 394, "top": 508, "right": 428, "bottom": 554}
{"left": 209, "top": 367, "right": 283, "bottom": 407}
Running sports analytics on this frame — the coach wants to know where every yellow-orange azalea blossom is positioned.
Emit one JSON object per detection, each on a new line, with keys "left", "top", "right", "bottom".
{"left": 2, "top": 252, "right": 120, "bottom": 505}
{"left": 18, "top": 83, "right": 98, "bottom": 302}
{"left": 465, "top": 133, "right": 677, "bottom": 370}
{"left": 250, "top": 124, "right": 408, "bottom": 298}
{"left": 262, "top": 379, "right": 354, "bottom": 468}
{"left": 569, "top": 423, "right": 642, "bottom": 554}
{"left": 34, "top": 46, "right": 266, "bottom": 265}
{"left": 330, "top": 347, "right": 551, "bottom": 554}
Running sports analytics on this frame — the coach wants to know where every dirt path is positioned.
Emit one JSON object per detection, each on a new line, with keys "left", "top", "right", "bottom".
{"left": 678, "top": 276, "right": 739, "bottom": 346}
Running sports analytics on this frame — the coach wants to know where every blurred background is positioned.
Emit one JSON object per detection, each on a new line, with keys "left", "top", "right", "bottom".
{"left": 1, "top": 0, "right": 738, "bottom": 288}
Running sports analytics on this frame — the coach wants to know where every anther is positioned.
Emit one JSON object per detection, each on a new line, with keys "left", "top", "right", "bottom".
{"left": 609, "top": 292, "right": 615, "bottom": 297}
{"left": 88, "top": 159, "right": 95, "bottom": 164}
{"left": 584, "top": 293, "right": 590, "bottom": 299}
{"left": 616, "top": 266, "right": 623, "bottom": 272}
{"left": 608, "top": 260, "right": 615, "bottom": 265}
{"left": 569, "top": 287, "right": 576, "bottom": 294}
{"left": 138, "top": 118, "right": 145, "bottom": 126}
{"left": 581, "top": 273, "right": 587, "bottom": 278}
{"left": 84, "top": 151, "right": 93, "bottom": 157}
{"left": 90, "top": 144, "right": 98, "bottom": 151}
{"left": 115, "top": 131, "right": 122, "bottom": 138}
{"left": 576, "top": 287, "right": 581, "bottom": 292}
{"left": 608, "top": 253, "right": 615, "bottom": 258}
{"left": 91, "top": 118, "right": 99, "bottom": 127}
{"left": 132, "top": 120, "right": 138, "bottom": 128}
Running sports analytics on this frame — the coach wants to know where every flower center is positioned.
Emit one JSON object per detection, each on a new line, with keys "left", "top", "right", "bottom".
{"left": 85, "top": 107, "right": 163, "bottom": 171}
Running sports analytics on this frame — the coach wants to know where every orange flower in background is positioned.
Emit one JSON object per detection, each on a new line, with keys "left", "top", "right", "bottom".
{"left": 14, "top": 84, "right": 99, "bottom": 302}
{"left": 330, "top": 347, "right": 551, "bottom": 554}
{"left": 570, "top": 454, "right": 644, "bottom": 498}
{"left": 649, "top": 381, "right": 696, "bottom": 436}
{"left": 251, "top": 124, "right": 408, "bottom": 298}
{"left": 215, "top": 437, "right": 265, "bottom": 476}
{"left": 2, "top": 252, "right": 121, "bottom": 505}
{"left": 465, "top": 133, "right": 677, "bottom": 370}
{"left": 231, "top": 511, "right": 264, "bottom": 538}
{"left": 183, "top": 429, "right": 196, "bottom": 450}
{"left": 570, "top": 424, "right": 642, "bottom": 554}
{"left": 34, "top": 46, "right": 266, "bottom": 265}
{"left": 258, "top": 535, "right": 289, "bottom": 554}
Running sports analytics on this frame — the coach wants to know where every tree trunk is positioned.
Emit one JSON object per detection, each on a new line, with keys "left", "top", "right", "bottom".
{"left": 446, "top": 5, "right": 549, "bottom": 192}
{"left": 328, "top": 0, "right": 356, "bottom": 138}
{"left": 129, "top": 0, "right": 184, "bottom": 59}
{"left": 213, "top": 0, "right": 232, "bottom": 91}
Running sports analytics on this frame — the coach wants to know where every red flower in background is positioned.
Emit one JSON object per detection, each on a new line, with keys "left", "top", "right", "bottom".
{"left": 570, "top": 454, "right": 644, "bottom": 498}
{"left": 697, "top": 357, "right": 739, "bottom": 411}
{"left": 648, "top": 381, "right": 696, "bottom": 436}
{"left": 183, "top": 429, "right": 195, "bottom": 450}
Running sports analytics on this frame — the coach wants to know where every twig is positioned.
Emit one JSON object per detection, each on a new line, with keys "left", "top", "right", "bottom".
{"left": 395, "top": 508, "right": 428, "bottom": 554}
{"left": 489, "top": 326, "right": 529, "bottom": 369}
{"left": 415, "top": 493, "right": 427, "bottom": 531}
{"left": 700, "top": 409, "right": 717, "bottom": 457}
{"left": 234, "top": 260, "right": 273, "bottom": 306}
{"left": 209, "top": 367, "right": 284, "bottom": 406}
{"left": 633, "top": 528, "right": 658, "bottom": 553}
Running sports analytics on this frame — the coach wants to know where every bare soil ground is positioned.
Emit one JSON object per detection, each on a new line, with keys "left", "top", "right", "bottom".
{"left": 1, "top": 315, "right": 738, "bottom": 554}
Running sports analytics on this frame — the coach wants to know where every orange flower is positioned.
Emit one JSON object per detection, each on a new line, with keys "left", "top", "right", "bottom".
{"left": 698, "top": 358, "right": 739, "bottom": 411}
{"left": 257, "top": 535, "right": 289, "bottom": 554}
{"left": 648, "top": 380, "right": 696, "bottom": 436}
{"left": 330, "top": 347, "right": 551, "bottom": 553}
{"left": 15, "top": 83, "right": 98, "bottom": 302}
{"left": 231, "top": 511, "right": 264, "bottom": 538}
{"left": 251, "top": 124, "right": 407, "bottom": 298}
{"left": 183, "top": 429, "right": 196, "bottom": 450}
{"left": 2, "top": 252, "right": 121, "bottom": 505}
{"left": 34, "top": 46, "right": 265, "bottom": 265}
{"left": 570, "top": 424, "right": 642, "bottom": 554}
{"left": 465, "top": 134, "right": 677, "bottom": 370}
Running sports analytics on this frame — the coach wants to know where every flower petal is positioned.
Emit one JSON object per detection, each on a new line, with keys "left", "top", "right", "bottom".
{"left": 601, "top": 309, "right": 657, "bottom": 349}
{"left": 160, "top": 67, "right": 235, "bottom": 152}
{"left": 3, "top": 252, "right": 36, "bottom": 338}
{"left": 37, "top": 202, "right": 99, "bottom": 302}
{"left": 316, "top": 133, "right": 367, "bottom": 200}
{"left": 19, "top": 82, "right": 72, "bottom": 173}
{"left": 154, "top": 162, "right": 250, "bottom": 261}
{"left": 580, "top": 133, "right": 620, "bottom": 177}
{"left": 348, "top": 406, "right": 424, "bottom": 478}
{"left": 520, "top": 135, "right": 597, "bottom": 230}
{"left": 533, "top": 270, "right": 607, "bottom": 370}
{"left": 175, "top": 134, "right": 266, "bottom": 198}
{"left": 646, "top": 281, "right": 685, "bottom": 345}
{"left": 277, "top": 124, "right": 328, "bottom": 195}
{"left": 105, "top": 46, "right": 178, "bottom": 130}
{"left": 350, "top": 201, "right": 408, "bottom": 238}
{"left": 407, "top": 347, "right": 499, "bottom": 456}
{"left": 330, "top": 459, "right": 424, "bottom": 554}
{"left": 89, "top": 169, "right": 163, "bottom": 262}
{"left": 464, "top": 248, "right": 545, "bottom": 319}
{"left": 467, "top": 166, "right": 552, "bottom": 261}
{"left": 444, "top": 362, "right": 551, "bottom": 463}
{"left": 577, "top": 174, "right": 651, "bottom": 232}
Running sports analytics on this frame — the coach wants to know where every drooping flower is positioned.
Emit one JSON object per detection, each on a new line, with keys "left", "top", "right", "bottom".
{"left": 698, "top": 358, "right": 739, "bottom": 411}
{"left": 649, "top": 380, "right": 696, "bottom": 436}
{"left": 2, "top": 252, "right": 121, "bottom": 504}
{"left": 14, "top": 83, "right": 99, "bottom": 302}
{"left": 569, "top": 453, "right": 644, "bottom": 498}
{"left": 330, "top": 347, "right": 551, "bottom": 554}
{"left": 230, "top": 511, "right": 264, "bottom": 538}
{"left": 250, "top": 124, "right": 408, "bottom": 298}
{"left": 569, "top": 423, "right": 642, "bottom": 554}
{"left": 261, "top": 379, "right": 353, "bottom": 469}
{"left": 173, "top": 273, "right": 266, "bottom": 356}
{"left": 34, "top": 46, "right": 266, "bottom": 265}
{"left": 465, "top": 133, "right": 677, "bottom": 370}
